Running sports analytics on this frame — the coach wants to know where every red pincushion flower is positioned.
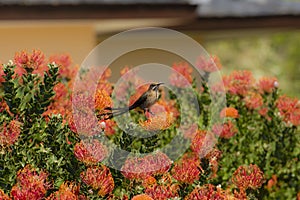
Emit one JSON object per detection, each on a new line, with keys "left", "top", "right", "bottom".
{"left": 196, "top": 55, "right": 222, "bottom": 73}
{"left": 0, "top": 189, "right": 11, "bottom": 200}
{"left": 74, "top": 139, "right": 108, "bottom": 165}
{"left": 212, "top": 121, "right": 238, "bottom": 139}
{"left": 223, "top": 70, "right": 255, "bottom": 96}
{"left": 169, "top": 62, "right": 193, "bottom": 88}
{"left": 191, "top": 130, "right": 217, "bottom": 157}
{"left": 121, "top": 152, "right": 172, "bottom": 180}
{"left": 276, "top": 95, "right": 300, "bottom": 126}
{"left": 185, "top": 184, "right": 235, "bottom": 200}
{"left": 232, "top": 164, "right": 264, "bottom": 190}
{"left": 14, "top": 50, "right": 45, "bottom": 73}
{"left": 11, "top": 165, "right": 49, "bottom": 200}
{"left": 80, "top": 165, "right": 114, "bottom": 197}
{"left": 171, "top": 152, "right": 202, "bottom": 184}
{"left": 243, "top": 92, "right": 263, "bottom": 110}
{"left": 257, "top": 76, "right": 278, "bottom": 94}
{"left": 0, "top": 120, "right": 22, "bottom": 148}
{"left": 145, "top": 174, "right": 179, "bottom": 200}
{"left": 205, "top": 148, "right": 222, "bottom": 178}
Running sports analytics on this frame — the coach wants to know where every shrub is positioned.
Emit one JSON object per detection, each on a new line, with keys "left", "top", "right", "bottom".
{"left": 0, "top": 50, "right": 298, "bottom": 199}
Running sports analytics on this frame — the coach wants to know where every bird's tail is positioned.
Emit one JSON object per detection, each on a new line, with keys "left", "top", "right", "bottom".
{"left": 99, "top": 107, "right": 129, "bottom": 120}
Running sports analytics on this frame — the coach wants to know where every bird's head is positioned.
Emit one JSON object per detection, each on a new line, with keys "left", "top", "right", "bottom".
{"left": 148, "top": 82, "right": 163, "bottom": 91}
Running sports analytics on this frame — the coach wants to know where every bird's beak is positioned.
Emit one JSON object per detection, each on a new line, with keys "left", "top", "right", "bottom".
{"left": 157, "top": 82, "right": 164, "bottom": 86}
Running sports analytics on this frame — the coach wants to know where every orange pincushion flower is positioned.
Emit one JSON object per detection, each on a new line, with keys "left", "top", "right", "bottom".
{"left": 95, "top": 89, "right": 112, "bottom": 111}
{"left": 132, "top": 194, "right": 154, "bottom": 200}
{"left": 80, "top": 165, "right": 114, "bottom": 197}
{"left": 266, "top": 175, "right": 277, "bottom": 191}
{"left": 142, "top": 176, "right": 157, "bottom": 188}
{"left": 220, "top": 107, "right": 239, "bottom": 118}
{"left": 139, "top": 112, "right": 174, "bottom": 131}
{"left": 46, "top": 182, "right": 83, "bottom": 200}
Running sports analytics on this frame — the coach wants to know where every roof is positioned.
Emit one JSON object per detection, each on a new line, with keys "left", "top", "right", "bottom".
{"left": 0, "top": 0, "right": 188, "bottom": 5}
{"left": 1, "top": 0, "right": 300, "bottom": 17}
{"left": 194, "top": 0, "right": 300, "bottom": 17}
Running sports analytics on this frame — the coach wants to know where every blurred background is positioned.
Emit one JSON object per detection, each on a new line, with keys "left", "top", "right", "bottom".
{"left": 0, "top": 0, "right": 299, "bottom": 97}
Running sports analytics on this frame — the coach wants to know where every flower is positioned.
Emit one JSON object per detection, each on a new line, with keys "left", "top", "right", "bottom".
{"left": 196, "top": 55, "right": 222, "bottom": 73}
{"left": 171, "top": 152, "right": 202, "bottom": 184}
{"left": 183, "top": 123, "right": 198, "bottom": 139}
{"left": 44, "top": 82, "right": 72, "bottom": 119}
{"left": 149, "top": 99, "right": 180, "bottom": 119}
{"left": 139, "top": 112, "right": 174, "bottom": 132}
{"left": 69, "top": 93, "right": 99, "bottom": 136}
{"left": 257, "top": 76, "right": 278, "bottom": 94}
{"left": 11, "top": 165, "right": 49, "bottom": 200}
{"left": 0, "top": 189, "right": 11, "bottom": 200}
{"left": 30, "top": 49, "right": 45, "bottom": 71}
{"left": 74, "top": 139, "right": 108, "bottom": 165}
{"left": 14, "top": 50, "right": 29, "bottom": 68}
{"left": 145, "top": 174, "right": 179, "bottom": 200}
{"left": 46, "top": 182, "right": 84, "bottom": 200}
{"left": 220, "top": 107, "right": 239, "bottom": 118}
{"left": 132, "top": 194, "right": 154, "bottom": 200}
{"left": 14, "top": 50, "right": 45, "bottom": 73}
{"left": 223, "top": 71, "right": 255, "bottom": 96}
{"left": 205, "top": 148, "right": 222, "bottom": 178}
{"left": 121, "top": 151, "right": 172, "bottom": 180}
{"left": 191, "top": 130, "right": 217, "bottom": 157}
{"left": 232, "top": 164, "right": 264, "bottom": 190}
{"left": 243, "top": 92, "right": 263, "bottom": 110}
{"left": 212, "top": 121, "right": 238, "bottom": 139}
{"left": 99, "top": 119, "right": 116, "bottom": 136}
{"left": 276, "top": 95, "right": 300, "bottom": 126}
{"left": 0, "top": 98, "right": 9, "bottom": 113}
{"left": 0, "top": 120, "right": 22, "bottom": 148}
{"left": 185, "top": 184, "right": 235, "bottom": 200}
{"left": 95, "top": 89, "right": 112, "bottom": 111}
{"left": 48, "top": 54, "right": 78, "bottom": 82}
{"left": 266, "top": 175, "right": 277, "bottom": 191}
{"left": 80, "top": 165, "right": 114, "bottom": 197}
{"left": 169, "top": 62, "right": 193, "bottom": 88}
{"left": 142, "top": 176, "right": 157, "bottom": 188}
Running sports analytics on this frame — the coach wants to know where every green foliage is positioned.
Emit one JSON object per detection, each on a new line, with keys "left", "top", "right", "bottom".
{"left": 0, "top": 63, "right": 83, "bottom": 192}
{"left": 217, "top": 88, "right": 300, "bottom": 199}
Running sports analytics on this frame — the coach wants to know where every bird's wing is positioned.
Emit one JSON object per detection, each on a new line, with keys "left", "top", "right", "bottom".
{"left": 129, "top": 93, "right": 147, "bottom": 110}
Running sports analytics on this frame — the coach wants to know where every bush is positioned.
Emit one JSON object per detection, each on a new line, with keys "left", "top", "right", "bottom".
{"left": 0, "top": 50, "right": 299, "bottom": 199}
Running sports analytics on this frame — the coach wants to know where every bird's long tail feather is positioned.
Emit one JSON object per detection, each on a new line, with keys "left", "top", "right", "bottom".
{"left": 99, "top": 107, "right": 129, "bottom": 120}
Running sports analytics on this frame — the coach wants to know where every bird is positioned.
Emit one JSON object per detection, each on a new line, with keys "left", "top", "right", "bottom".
{"left": 99, "top": 82, "right": 163, "bottom": 120}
